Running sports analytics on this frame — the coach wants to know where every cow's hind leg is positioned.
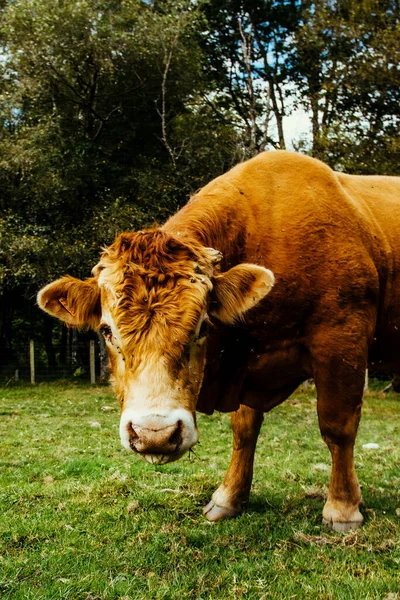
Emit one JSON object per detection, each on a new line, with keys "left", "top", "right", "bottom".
{"left": 313, "top": 345, "right": 367, "bottom": 532}
{"left": 203, "top": 404, "right": 263, "bottom": 521}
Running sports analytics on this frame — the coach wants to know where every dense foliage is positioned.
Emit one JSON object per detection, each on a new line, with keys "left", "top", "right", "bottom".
{"left": 0, "top": 0, "right": 399, "bottom": 377}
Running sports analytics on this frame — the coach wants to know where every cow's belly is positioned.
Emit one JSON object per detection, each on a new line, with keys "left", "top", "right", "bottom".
{"left": 241, "top": 341, "right": 312, "bottom": 411}
{"left": 247, "top": 341, "right": 311, "bottom": 384}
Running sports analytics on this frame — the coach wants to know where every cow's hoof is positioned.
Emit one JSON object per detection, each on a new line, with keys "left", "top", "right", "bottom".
{"left": 322, "top": 501, "right": 364, "bottom": 532}
{"left": 203, "top": 500, "right": 240, "bottom": 521}
{"left": 322, "top": 517, "right": 363, "bottom": 532}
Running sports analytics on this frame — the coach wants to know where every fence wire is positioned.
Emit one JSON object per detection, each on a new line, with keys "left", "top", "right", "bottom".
{"left": 0, "top": 336, "right": 103, "bottom": 384}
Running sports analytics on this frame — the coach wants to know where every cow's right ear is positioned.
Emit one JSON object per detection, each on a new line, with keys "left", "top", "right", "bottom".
{"left": 37, "top": 276, "right": 101, "bottom": 329}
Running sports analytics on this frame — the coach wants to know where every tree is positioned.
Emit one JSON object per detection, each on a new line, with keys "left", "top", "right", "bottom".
{"left": 1, "top": 0, "right": 399, "bottom": 378}
{"left": 199, "top": 0, "right": 300, "bottom": 155}
{"left": 292, "top": 0, "right": 400, "bottom": 173}
{"left": 0, "top": 0, "right": 239, "bottom": 376}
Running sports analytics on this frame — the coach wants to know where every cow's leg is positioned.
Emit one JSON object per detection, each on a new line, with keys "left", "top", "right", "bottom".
{"left": 203, "top": 381, "right": 304, "bottom": 522}
{"left": 203, "top": 404, "right": 263, "bottom": 521}
{"left": 313, "top": 343, "right": 367, "bottom": 532}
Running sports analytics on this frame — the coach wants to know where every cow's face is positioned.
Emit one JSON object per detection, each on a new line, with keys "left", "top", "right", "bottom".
{"left": 37, "top": 231, "right": 274, "bottom": 465}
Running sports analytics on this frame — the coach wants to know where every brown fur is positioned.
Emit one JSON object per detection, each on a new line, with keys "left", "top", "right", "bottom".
{"left": 38, "top": 151, "right": 400, "bottom": 529}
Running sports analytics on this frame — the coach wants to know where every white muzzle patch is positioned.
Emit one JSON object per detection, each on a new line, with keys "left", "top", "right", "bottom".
{"left": 119, "top": 408, "right": 198, "bottom": 461}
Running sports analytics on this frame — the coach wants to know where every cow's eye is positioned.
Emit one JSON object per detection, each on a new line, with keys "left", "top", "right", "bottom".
{"left": 198, "top": 319, "right": 209, "bottom": 340}
{"left": 100, "top": 324, "right": 113, "bottom": 342}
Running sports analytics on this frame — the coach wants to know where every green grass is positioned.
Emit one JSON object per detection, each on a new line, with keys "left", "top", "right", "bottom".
{"left": 0, "top": 383, "right": 399, "bottom": 600}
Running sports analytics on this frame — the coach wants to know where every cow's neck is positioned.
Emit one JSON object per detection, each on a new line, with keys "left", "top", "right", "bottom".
{"left": 162, "top": 180, "right": 250, "bottom": 265}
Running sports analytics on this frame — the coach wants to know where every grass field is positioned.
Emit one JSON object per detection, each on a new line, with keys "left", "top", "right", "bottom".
{"left": 0, "top": 383, "right": 399, "bottom": 600}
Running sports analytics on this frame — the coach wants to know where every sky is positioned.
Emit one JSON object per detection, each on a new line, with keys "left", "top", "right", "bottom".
{"left": 284, "top": 107, "right": 312, "bottom": 149}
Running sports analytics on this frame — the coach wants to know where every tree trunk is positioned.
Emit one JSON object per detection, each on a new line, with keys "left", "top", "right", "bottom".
{"left": 268, "top": 79, "right": 286, "bottom": 149}
{"left": 310, "top": 91, "right": 322, "bottom": 157}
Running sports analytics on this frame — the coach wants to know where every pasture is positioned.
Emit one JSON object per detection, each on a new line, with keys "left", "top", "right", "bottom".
{"left": 0, "top": 383, "right": 399, "bottom": 600}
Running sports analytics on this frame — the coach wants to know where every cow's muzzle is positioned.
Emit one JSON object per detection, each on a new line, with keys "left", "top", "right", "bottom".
{"left": 119, "top": 409, "right": 198, "bottom": 464}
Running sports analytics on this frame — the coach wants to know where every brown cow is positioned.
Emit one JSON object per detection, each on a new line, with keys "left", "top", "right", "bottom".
{"left": 38, "top": 151, "right": 400, "bottom": 532}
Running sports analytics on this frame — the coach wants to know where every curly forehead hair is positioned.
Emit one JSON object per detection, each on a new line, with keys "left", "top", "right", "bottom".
{"left": 100, "top": 230, "right": 215, "bottom": 278}
{"left": 97, "top": 230, "right": 214, "bottom": 365}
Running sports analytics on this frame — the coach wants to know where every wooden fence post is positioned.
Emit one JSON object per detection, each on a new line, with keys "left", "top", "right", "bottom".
{"left": 90, "top": 339, "right": 96, "bottom": 385}
{"left": 30, "top": 339, "right": 35, "bottom": 385}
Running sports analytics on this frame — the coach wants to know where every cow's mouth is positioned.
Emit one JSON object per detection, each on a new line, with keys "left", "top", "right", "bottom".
{"left": 143, "top": 451, "right": 186, "bottom": 465}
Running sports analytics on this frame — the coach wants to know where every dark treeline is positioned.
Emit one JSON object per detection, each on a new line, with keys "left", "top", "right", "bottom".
{"left": 0, "top": 0, "right": 399, "bottom": 379}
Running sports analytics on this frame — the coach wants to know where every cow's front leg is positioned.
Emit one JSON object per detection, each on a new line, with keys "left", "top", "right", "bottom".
{"left": 203, "top": 404, "right": 263, "bottom": 521}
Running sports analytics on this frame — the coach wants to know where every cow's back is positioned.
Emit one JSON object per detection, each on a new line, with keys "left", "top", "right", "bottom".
{"left": 199, "top": 151, "right": 400, "bottom": 376}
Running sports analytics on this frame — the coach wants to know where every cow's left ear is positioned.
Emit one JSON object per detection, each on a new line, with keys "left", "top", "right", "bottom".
{"left": 37, "top": 276, "right": 101, "bottom": 329}
{"left": 210, "top": 264, "right": 274, "bottom": 324}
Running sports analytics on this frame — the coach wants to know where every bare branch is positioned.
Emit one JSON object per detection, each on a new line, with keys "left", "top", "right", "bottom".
{"left": 159, "top": 45, "right": 177, "bottom": 168}
{"left": 200, "top": 94, "right": 230, "bottom": 124}
{"left": 42, "top": 58, "right": 123, "bottom": 141}
{"left": 227, "top": 58, "right": 252, "bottom": 130}
{"left": 155, "top": 11, "right": 191, "bottom": 168}
{"left": 238, "top": 15, "right": 257, "bottom": 153}
{"left": 251, "top": 21, "right": 286, "bottom": 149}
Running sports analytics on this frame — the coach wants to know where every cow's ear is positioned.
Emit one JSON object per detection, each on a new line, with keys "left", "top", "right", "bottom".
{"left": 37, "top": 276, "right": 101, "bottom": 329}
{"left": 210, "top": 264, "right": 274, "bottom": 324}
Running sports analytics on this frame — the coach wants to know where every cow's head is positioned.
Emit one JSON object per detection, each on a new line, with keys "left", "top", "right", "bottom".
{"left": 37, "top": 230, "right": 274, "bottom": 464}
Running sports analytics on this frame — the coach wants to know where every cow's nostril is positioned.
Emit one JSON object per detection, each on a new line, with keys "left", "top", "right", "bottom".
{"left": 168, "top": 420, "right": 182, "bottom": 448}
{"left": 127, "top": 422, "right": 138, "bottom": 438}
{"left": 127, "top": 422, "right": 139, "bottom": 450}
